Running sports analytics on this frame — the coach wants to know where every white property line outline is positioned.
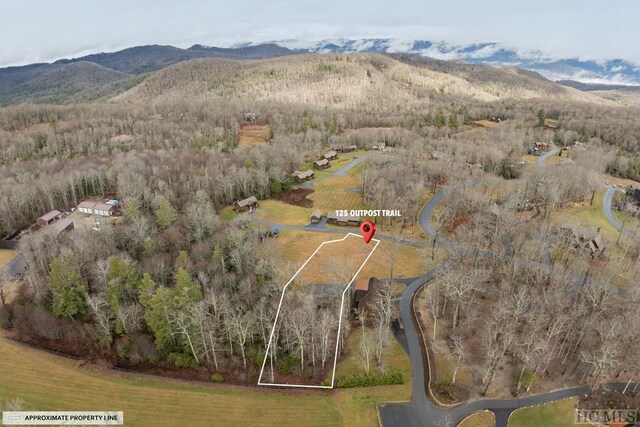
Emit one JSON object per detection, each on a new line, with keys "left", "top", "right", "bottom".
{"left": 258, "top": 232, "right": 380, "bottom": 389}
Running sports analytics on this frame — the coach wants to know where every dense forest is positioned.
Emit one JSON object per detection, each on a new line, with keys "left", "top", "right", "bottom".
{"left": 0, "top": 53, "right": 639, "bottom": 389}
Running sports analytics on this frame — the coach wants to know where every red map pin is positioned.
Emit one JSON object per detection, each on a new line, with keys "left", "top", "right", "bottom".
{"left": 360, "top": 220, "right": 376, "bottom": 244}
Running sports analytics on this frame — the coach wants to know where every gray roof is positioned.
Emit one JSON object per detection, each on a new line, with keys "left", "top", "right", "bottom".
{"left": 78, "top": 201, "right": 114, "bottom": 212}
{"left": 315, "top": 159, "right": 329, "bottom": 166}
{"left": 311, "top": 210, "right": 323, "bottom": 219}
{"left": 52, "top": 218, "right": 73, "bottom": 236}
{"left": 327, "top": 211, "right": 360, "bottom": 222}
{"left": 292, "top": 169, "right": 314, "bottom": 179}
{"left": 323, "top": 150, "right": 338, "bottom": 159}
{"left": 237, "top": 196, "right": 258, "bottom": 207}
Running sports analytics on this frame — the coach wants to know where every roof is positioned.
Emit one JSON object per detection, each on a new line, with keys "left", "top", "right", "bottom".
{"left": 311, "top": 210, "right": 323, "bottom": 219}
{"left": 52, "top": 218, "right": 73, "bottom": 236}
{"left": 344, "top": 145, "right": 357, "bottom": 150}
{"left": 327, "top": 211, "right": 360, "bottom": 222}
{"left": 38, "top": 210, "right": 61, "bottom": 223}
{"left": 354, "top": 278, "right": 370, "bottom": 292}
{"left": 323, "top": 150, "right": 338, "bottom": 159}
{"left": 292, "top": 169, "right": 314, "bottom": 179}
{"left": 237, "top": 196, "right": 258, "bottom": 207}
{"left": 79, "top": 201, "right": 114, "bottom": 212}
{"left": 315, "top": 159, "right": 329, "bottom": 166}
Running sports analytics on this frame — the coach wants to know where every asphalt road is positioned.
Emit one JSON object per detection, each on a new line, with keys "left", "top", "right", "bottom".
{"left": 536, "top": 147, "right": 561, "bottom": 167}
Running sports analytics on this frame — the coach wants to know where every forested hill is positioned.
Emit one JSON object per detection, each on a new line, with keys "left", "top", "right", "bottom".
{"left": 0, "top": 44, "right": 295, "bottom": 105}
{"left": 114, "top": 53, "right": 613, "bottom": 107}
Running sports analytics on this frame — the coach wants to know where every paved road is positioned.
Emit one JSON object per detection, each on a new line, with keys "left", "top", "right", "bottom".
{"left": 334, "top": 152, "right": 376, "bottom": 176}
{"left": 536, "top": 147, "right": 561, "bottom": 167}
{"left": 603, "top": 185, "right": 623, "bottom": 231}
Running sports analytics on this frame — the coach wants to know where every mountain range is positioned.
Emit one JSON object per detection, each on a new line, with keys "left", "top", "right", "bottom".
{"left": 238, "top": 39, "right": 640, "bottom": 87}
{"left": 1, "top": 39, "right": 638, "bottom": 105}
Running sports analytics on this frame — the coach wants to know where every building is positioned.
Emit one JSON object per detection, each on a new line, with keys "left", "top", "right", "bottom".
{"left": 314, "top": 159, "right": 330, "bottom": 169}
{"left": 353, "top": 277, "right": 383, "bottom": 310}
{"left": 37, "top": 210, "right": 62, "bottom": 227}
{"left": 323, "top": 150, "right": 338, "bottom": 160}
{"left": 235, "top": 196, "right": 259, "bottom": 212}
{"left": 52, "top": 218, "right": 74, "bottom": 237}
{"left": 291, "top": 169, "right": 315, "bottom": 182}
{"left": 337, "top": 145, "right": 357, "bottom": 153}
{"left": 78, "top": 201, "right": 116, "bottom": 217}
{"left": 243, "top": 112, "right": 257, "bottom": 122}
{"left": 310, "top": 210, "right": 323, "bottom": 223}
{"left": 326, "top": 211, "right": 360, "bottom": 226}
{"left": 543, "top": 118, "right": 559, "bottom": 129}
{"left": 560, "top": 225, "right": 606, "bottom": 257}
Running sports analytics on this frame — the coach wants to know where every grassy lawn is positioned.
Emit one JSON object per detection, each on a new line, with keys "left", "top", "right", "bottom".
{"left": 255, "top": 200, "right": 312, "bottom": 226}
{"left": 218, "top": 206, "right": 240, "bottom": 222}
{"left": 0, "top": 249, "right": 16, "bottom": 267}
{"left": 275, "top": 230, "right": 346, "bottom": 265}
{"left": 0, "top": 336, "right": 342, "bottom": 427}
{"left": 551, "top": 188, "right": 638, "bottom": 287}
{"left": 359, "top": 243, "right": 445, "bottom": 279}
{"left": 238, "top": 124, "right": 270, "bottom": 147}
{"left": 458, "top": 410, "right": 495, "bottom": 427}
{"left": 508, "top": 398, "right": 576, "bottom": 427}
{"left": 308, "top": 176, "right": 366, "bottom": 212}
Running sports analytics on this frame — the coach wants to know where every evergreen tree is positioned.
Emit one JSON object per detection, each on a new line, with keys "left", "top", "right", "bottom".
{"left": 48, "top": 257, "right": 88, "bottom": 320}
{"left": 155, "top": 197, "right": 177, "bottom": 230}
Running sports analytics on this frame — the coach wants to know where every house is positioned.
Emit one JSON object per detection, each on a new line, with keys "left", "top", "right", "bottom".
{"left": 560, "top": 225, "right": 606, "bottom": 257}
{"left": 338, "top": 145, "right": 357, "bottom": 153}
{"left": 52, "top": 218, "right": 74, "bottom": 237}
{"left": 291, "top": 169, "right": 315, "bottom": 182}
{"left": 310, "top": 210, "right": 323, "bottom": 223}
{"left": 353, "top": 277, "right": 383, "bottom": 310}
{"left": 37, "top": 210, "right": 62, "bottom": 227}
{"left": 78, "top": 201, "right": 116, "bottom": 217}
{"left": 314, "top": 159, "right": 330, "bottom": 169}
{"left": 243, "top": 112, "right": 257, "bottom": 122}
{"left": 323, "top": 150, "right": 338, "bottom": 160}
{"left": 235, "top": 196, "right": 259, "bottom": 212}
{"left": 326, "top": 211, "right": 360, "bottom": 226}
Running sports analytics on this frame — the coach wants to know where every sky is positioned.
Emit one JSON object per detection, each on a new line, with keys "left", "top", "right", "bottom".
{"left": 1, "top": 0, "right": 639, "bottom": 67}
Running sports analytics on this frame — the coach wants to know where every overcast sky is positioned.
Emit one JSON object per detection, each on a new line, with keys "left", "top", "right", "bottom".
{"left": 1, "top": 0, "right": 639, "bottom": 67}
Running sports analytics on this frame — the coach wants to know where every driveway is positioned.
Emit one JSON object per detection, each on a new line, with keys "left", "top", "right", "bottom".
{"left": 536, "top": 147, "right": 561, "bottom": 166}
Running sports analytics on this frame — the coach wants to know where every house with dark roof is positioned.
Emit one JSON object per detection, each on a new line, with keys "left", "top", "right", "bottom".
{"left": 560, "top": 225, "right": 607, "bottom": 257}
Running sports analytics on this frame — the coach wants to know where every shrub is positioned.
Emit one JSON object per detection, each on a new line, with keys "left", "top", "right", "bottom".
{"left": 169, "top": 353, "right": 198, "bottom": 369}
{"left": 336, "top": 371, "right": 405, "bottom": 388}
{"left": 211, "top": 372, "right": 225, "bottom": 383}
{"left": 276, "top": 353, "right": 300, "bottom": 375}
{"left": 0, "top": 305, "right": 12, "bottom": 329}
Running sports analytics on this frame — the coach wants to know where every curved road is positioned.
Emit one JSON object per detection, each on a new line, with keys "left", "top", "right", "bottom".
{"left": 266, "top": 151, "right": 636, "bottom": 426}
{"left": 603, "top": 184, "right": 639, "bottom": 242}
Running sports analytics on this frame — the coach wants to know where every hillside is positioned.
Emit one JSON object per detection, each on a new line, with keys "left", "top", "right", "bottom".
{"left": 114, "top": 53, "right": 613, "bottom": 107}
{"left": 0, "top": 44, "right": 295, "bottom": 105}
{"left": 0, "top": 61, "right": 133, "bottom": 105}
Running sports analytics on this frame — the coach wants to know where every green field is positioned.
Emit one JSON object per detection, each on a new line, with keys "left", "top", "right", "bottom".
{"left": 508, "top": 398, "right": 576, "bottom": 427}
{"left": 255, "top": 200, "right": 312, "bottom": 225}
{"left": 0, "top": 333, "right": 414, "bottom": 427}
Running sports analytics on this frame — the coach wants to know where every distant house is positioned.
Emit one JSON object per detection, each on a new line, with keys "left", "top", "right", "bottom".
{"left": 560, "top": 225, "right": 606, "bottom": 257}
{"left": 37, "top": 210, "right": 62, "bottom": 227}
{"left": 78, "top": 201, "right": 116, "bottom": 217}
{"left": 323, "top": 150, "right": 338, "bottom": 160}
{"left": 310, "top": 210, "right": 323, "bottom": 223}
{"left": 543, "top": 118, "right": 559, "bottom": 129}
{"left": 243, "top": 112, "right": 258, "bottom": 122}
{"left": 235, "top": 196, "right": 259, "bottom": 212}
{"left": 338, "top": 145, "right": 357, "bottom": 153}
{"left": 52, "top": 218, "right": 74, "bottom": 237}
{"left": 291, "top": 169, "right": 315, "bottom": 182}
{"left": 314, "top": 159, "right": 330, "bottom": 169}
{"left": 326, "top": 211, "right": 360, "bottom": 226}
{"left": 353, "top": 277, "right": 383, "bottom": 310}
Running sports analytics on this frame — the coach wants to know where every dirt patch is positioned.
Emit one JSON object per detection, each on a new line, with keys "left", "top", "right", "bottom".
{"left": 273, "top": 188, "right": 315, "bottom": 208}
{"left": 473, "top": 120, "right": 499, "bottom": 128}
{"left": 579, "top": 390, "right": 640, "bottom": 411}
{"left": 0, "top": 249, "right": 16, "bottom": 267}
{"left": 238, "top": 124, "right": 271, "bottom": 146}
